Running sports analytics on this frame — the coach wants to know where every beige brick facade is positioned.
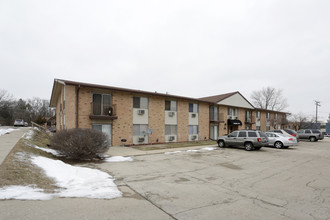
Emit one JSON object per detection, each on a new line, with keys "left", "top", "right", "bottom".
{"left": 50, "top": 80, "right": 289, "bottom": 146}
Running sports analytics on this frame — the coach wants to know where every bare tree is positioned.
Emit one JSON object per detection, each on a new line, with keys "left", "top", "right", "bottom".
{"left": 288, "top": 112, "right": 312, "bottom": 130}
{"left": 251, "top": 87, "right": 288, "bottom": 111}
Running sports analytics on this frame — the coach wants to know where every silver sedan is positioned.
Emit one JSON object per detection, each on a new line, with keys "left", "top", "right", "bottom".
{"left": 265, "top": 132, "right": 298, "bottom": 149}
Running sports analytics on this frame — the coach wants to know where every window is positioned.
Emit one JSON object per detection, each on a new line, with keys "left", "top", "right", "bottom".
{"left": 165, "top": 100, "right": 177, "bottom": 111}
{"left": 227, "top": 108, "right": 232, "bottom": 116}
{"left": 256, "top": 111, "right": 261, "bottom": 119}
{"left": 266, "top": 125, "right": 270, "bottom": 131}
{"left": 275, "top": 113, "right": 278, "bottom": 119}
{"left": 305, "top": 130, "right": 311, "bottom": 134}
{"left": 233, "top": 108, "right": 238, "bottom": 116}
{"left": 133, "top": 124, "right": 148, "bottom": 136}
{"left": 245, "top": 110, "right": 251, "bottom": 122}
{"left": 266, "top": 112, "right": 270, "bottom": 119}
{"left": 210, "top": 106, "right": 218, "bottom": 121}
{"left": 189, "top": 103, "right": 198, "bottom": 113}
{"left": 93, "top": 94, "right": 111, "bottom": 115}
{"left": 229, "top": 131, "right": 238, "bottom": 137}
{"left": 256, "top": 126, "right": 261, "bottom": 130}
{"left": 165, "top": 125, "right": 177, "bottom": 135}
{"left": 248, "top": 132, "right": 257, "bottom": 137}
{"left": 133, "top": 97, "right": 148, "bottom": 109}
{"left": 238, "top": 131, "right": 247, "bottom": 137}
{"left": 189, "top": 125, "right": 198, "bottom": 134}
{"left": 92, "top": 124, "right": 111, "bottom": 141}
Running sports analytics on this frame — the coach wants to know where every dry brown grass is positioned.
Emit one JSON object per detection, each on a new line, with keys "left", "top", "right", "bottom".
{"left": 0, "top": 129, "right": 59, "bottom": 192}
{"left": 132, "top": 140, "right": 217, "bottom": 151}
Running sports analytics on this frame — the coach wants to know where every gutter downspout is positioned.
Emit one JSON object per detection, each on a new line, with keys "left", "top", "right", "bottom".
{"left": 76, "top": 85, "right": 80, "bottom": 128}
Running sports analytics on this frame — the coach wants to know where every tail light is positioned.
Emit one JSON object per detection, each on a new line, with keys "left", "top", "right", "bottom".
{"left": 257, "top": 138, "right": 262, "bottom": 142}
{"left": 291, "top": 134, "right": 296, "bottom": 137}
{"left": 288, "top": 138, "right": 293, "bottom": 141}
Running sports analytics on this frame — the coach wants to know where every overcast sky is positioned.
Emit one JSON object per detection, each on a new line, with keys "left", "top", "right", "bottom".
{"left": 0, "top": 0, "right": 329, "bottom": 121}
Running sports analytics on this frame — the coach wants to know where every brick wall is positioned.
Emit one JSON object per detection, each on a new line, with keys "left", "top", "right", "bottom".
{"left": 177, "top": 100, "right": 189, "bottom": 142}
{"left": 198, "top": 103, "right": 209, "bottom": 140}
{"left": 148, "top": 95, "right": 165, "bottom": 143}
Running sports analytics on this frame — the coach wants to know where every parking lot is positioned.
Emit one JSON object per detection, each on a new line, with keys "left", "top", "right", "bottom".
{"left": 98, "top": 138, "right": 330, "bottom": 219}
{"left": 1, "top": 138, "right": 329, "bottom": 220}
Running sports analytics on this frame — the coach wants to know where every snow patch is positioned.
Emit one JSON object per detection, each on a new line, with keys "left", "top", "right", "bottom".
{"left": 105, "top": 156, "right": 133, "bottom": 162}
{"left": 22, "top": 129, "right": 34, "bottom": 140}
{"left": 31, "top": 156, "right": 122, "bottom": 199}
{"left": 0, "top": 128, "right": 16, "bottom": 136}
{"left": 26, "top": 143, "right": 61, "bottom": 156}
{"left": 0, "top": 185, "right": 53, "bottom": 200}
{"left": 165, "top": 147, "right": 217, "bottom": 155}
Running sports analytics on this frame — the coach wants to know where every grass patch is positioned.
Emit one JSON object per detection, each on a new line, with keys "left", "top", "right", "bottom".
{"left": 132, "top": 140, "right": 217, "bottom": 151}
{"left": 0, "top": 129, "right": 59, "bottom": 192}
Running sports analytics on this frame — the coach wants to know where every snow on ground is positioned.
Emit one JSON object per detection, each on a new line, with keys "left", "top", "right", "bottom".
{"left": 26, "top": 143, "right": 61, "bottom": 156}
{"left": 165, "top": 147, "right": 217, "bottom": 155}
{"left": 22, "top": 129, "right": 34, "bottom": 139}
{"left": 0, "top": 128, "right": 17, "bottom": 136}
{"left": 31, "top": 156, "right": 122, "bottom": 199}
{"left": 0, "top": 185, "right": 53, "bottom": 200}
{"left": 105, "top": 156, "right": 133, "bottom": 162}
{"left": 0, "top": 156, "right": 123, "bottom": 200}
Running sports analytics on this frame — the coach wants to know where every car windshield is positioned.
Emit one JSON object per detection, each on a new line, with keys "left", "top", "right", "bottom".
{"left": 15, "top": 119, "right": 23, "bottom": 122}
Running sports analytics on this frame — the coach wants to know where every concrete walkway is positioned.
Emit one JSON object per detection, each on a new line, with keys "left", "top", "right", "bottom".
{"left": 0, "top": 127, "right": 29, "bottom": 165}
{"left": 107, "top": 144, "right": 218, "bottom": 157}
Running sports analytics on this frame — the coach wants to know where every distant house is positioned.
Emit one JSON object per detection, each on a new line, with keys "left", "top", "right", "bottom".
{"left": 50, "top": 79, "right": 289, "bottom": 146}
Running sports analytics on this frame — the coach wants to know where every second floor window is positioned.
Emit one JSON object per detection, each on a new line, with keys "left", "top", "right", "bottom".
{"left": 189, "top": 103, "right": 198, "bottom": 113}
{"left": 165, "top": 100, "right": 177, "bottom": 111}
{"left": 266, "top": 112, "right": 270, "bottom": 119}
{"left": 210, "top": 106, "right": 218, "bottom": 121}
{"left": 228, "top": 108, "right": 238, "bottom": 116}
{"left": 133, "top": 96, "right": 148, "bottom": 109}
{"left": 93, "top": 94, "right": 111, "bottom": 115}
{"left": 256, "top": 111, "right": 261, "bottom": 119}
{"left": 245, "top": 110, "right": 251, "bottom": 121}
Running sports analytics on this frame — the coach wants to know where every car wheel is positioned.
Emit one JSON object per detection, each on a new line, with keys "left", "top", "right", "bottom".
{"left": 244, "top": 142, "right": 253, "bottom": 151}
{"left": 218, "top": 140, "right": 225, "bottom": 148}
{"left": 309, "top": 137, "right": 316, "bottom": 142}
{"left": 274, "top": 141, "right": 283, "bottom": 149}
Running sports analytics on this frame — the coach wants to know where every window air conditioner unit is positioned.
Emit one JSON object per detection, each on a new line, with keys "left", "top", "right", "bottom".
{"left": 191, "top": 135, "right": 197, "bottom": 140}
{"left": 138, "top": 110, "right": 145, "bottom": 115}
{"left": 169, "top": 136, "right": 175, "bottom": 141}
{"left": 192, "top": 113, "right": 196, "bottom": 118}
{"left": 234, "top": 116, "right": 238, "bottom": 119}
{"left": 229, "top": 116, "right": 232, "bottom": 119}
{"left": 138, "top": 137, "right": 145, "bottom": 142}
{"left": 168, "top": 112, "right": 175, "bottom": 117}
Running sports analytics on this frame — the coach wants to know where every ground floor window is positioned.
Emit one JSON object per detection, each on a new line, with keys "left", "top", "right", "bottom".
{"left": 92, "top": 124, "right": 112, "bottom": 146}
{"left": 210, "top": 125, "right": 218, "bottom": 140}
{"left": 189, "top": 125, "right": 198, "bottom": 135}
{"left": 133, "top": 124, "right": 148, "bottom": 136}
{"left": 266, "top": 125, "right": 270, "bottom": 131}
{"left": 165, "top": 125, "right": 177, "bottom": 135}
{"left": 256, "top": 126, "right": 261, "bottom": 130}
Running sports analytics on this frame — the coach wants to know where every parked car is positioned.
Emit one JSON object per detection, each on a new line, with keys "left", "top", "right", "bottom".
{"left": 217, "top": 130, "right": 269, "bottom": 151}
{"left": 268, "top": 129, "right": 299, "bottom": 142}
{"left": 297, "top": 129, "right": 324, "bottom": 142}
{"left": 324, "top": 133, "right": 330, "bottom": 138}
{"left": 265, "top": 132, "right": 298, "bottom": 149}
{"left": 14, "top": 119, "right": 24, "bottom": 127}
{"left": 24, "top": 122, "right": 28, "bottom": 127}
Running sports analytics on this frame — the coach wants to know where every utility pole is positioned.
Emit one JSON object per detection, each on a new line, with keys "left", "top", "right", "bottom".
{"left": 314, "top": 101, "right": 321, "bottom": 124}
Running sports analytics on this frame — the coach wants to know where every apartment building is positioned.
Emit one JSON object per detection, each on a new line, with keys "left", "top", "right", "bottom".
{"left": 50, "top": 79, "right": 289, "bottom": 146}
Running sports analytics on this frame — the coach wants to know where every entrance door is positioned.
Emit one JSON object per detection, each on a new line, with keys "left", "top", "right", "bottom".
{"left": 92, "top": 124, "right": 112, "bottom": 146}
{"left": 210, "top": 125, "right": 218, "bottom": 140}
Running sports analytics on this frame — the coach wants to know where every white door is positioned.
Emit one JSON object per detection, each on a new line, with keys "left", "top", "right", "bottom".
{"left": 210, "top": 125, "right": 218, "bottom": 140}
